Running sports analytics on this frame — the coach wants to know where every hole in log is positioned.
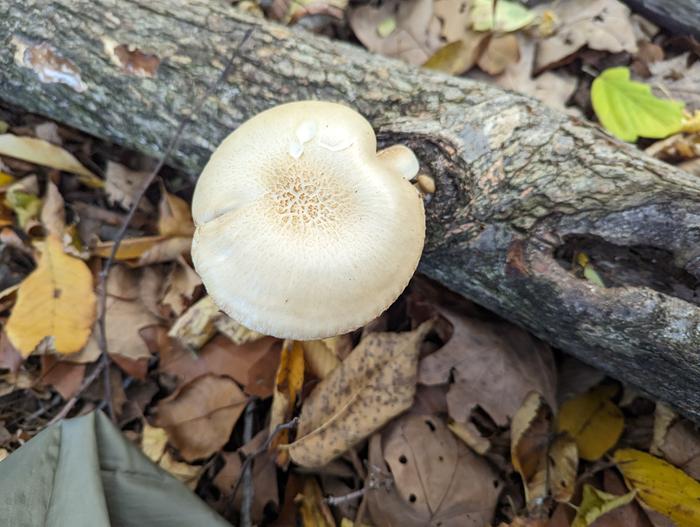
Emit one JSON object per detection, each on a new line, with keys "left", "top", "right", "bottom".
{"left": 555, "top": 235, "right": 700, "bottom": 305}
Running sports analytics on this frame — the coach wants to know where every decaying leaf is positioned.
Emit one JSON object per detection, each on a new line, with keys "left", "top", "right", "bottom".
{"left": 592, "top": 67, "right": 684, "bottom": 142}
{"left": 93, "top": 235, "right": 166, "bottom": 262}
{"left": 536, "top": 0, "right": 637, "bottom": 71}
{"left": 448, "top": 419, "right": 490, "bottom": 455}
{"left": 419, "top": 309, "right": 556, "bottom": 428}
{"left": 5, "top": 176, "right": 42, "bottom": 230}
{"left": 288, "top": 321, "right": 433, "bottom": 468}
{"left": 82, "top": 265, "right": 160, "bottom": 363}
{"left": 39, "top": 355, "right": 86, "bottom": 399}
{"left": 158, "top": 450, "right": 202, "bottom": 489}
{"left": 6, "top": 234, "right": 96, "bottom": 356}
{"left": 595, "top": 469, "right": 652, "bottom": 527}
{"left": 104, "top": 161, "right": 150, "bottom": 210}
{"left": 572, "top": 484, "right": 636, "bottom": 527}
{"left": 549, "top": 433, "right": 578, "bottom": 503}
{"left": 0, "top": 133, "right": 98, "bottom": 184}
{"left": 477, "top": 34, "right": 520, "bottom": 76}
{"left": 162, "top": 257, "right": 201, "bottom": 317}
{"left": 557, "top": 385, "right": 624, "bottom": 461}
{"left": 367, "top": 414, "right": 501, "bottom": 527}
{"left": 153, "top": 373, "right": 248, "bottom": 461}
{"left": 511, "top": 392, "right": 552, "bottom": 511}
{"left": 615, "top": 448, "right": 700, "bottom": 526}
{"left": 40, "top": 181, "right": 65, "bottom": 237}
{"left": 158, "top": 190, "right": 195, "bottom": 238}
{"left": 141, "top": 422, "right": 169, "bottom": 462}
{"left": 348, "top": 0, "right": 440, "bottom": 65}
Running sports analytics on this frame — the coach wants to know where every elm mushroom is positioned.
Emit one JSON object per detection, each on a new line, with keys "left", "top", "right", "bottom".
{"left": 191, "top": 101, "right": 425, "bottom": 340}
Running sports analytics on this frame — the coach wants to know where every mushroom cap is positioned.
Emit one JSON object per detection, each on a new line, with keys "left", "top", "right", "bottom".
{"left": 191, "top": 101, "right": 425, "bottom": 339}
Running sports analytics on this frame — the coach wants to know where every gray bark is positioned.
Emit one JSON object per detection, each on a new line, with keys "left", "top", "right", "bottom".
{"left": 2, "top": 1, "right": 700, "bottom": 418}
{"left": 622, "top": 0, "right": 700, "bottom": 39}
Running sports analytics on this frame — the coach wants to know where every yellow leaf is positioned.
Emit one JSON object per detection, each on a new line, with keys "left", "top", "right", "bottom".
{"left": 557, "top": 385, "right": 623, "bottom": 461}
{"left": 6, "top": 234, "right": 96, "bottom": 356}
{"left": 269, "top": 339, "right": 306, "bottom": 462}
{"left": 615, "top": 448, "right": 700, "bottom": 526}
{"left": 141, "top": 423, "right": 168, "bottom": 463}
{"left": 681, "top": 110, "right": 700, "bottom": 134}
{"left": 158, "top": 190, "right": 195, "bottom": 238}
{"left": 296, "top": 477, "right": 335, "bottom": 527}
{"left": 0, "top": 172, "right": 15, "bottom": 187}
{"left": 422, "top": 35, "right": 486, "bottom": 75}
{"left": 549, "top": 433, "right": 579, "bottom": 503}
{"left": 571, "top": 483, "right": 636, "bottom": 527}
{"left": 0, "top": 134, "right": 102, "bottom": 187}
{"left": 93, "top": 235, "right": 165, "bottom": 261}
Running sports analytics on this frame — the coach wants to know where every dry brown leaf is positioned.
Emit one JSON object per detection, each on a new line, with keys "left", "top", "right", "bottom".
{"left": 423, "top": 33, "right": 487, "bottom": 75}
{"left": 104, "top": 161, "right": 151, "bottom": 210}
{"left": 161, "top": 257, "right": 201, "bottom": 317}
{"left": 511, "top": 391, "right": 552, "bottom": 512}
{"left": 367, "top": 414, "right": 501, "bottom": 527}
{"left": 159, "top": 331, "right": 281, "bottom": 398}
{"left": 168, "top": 295, "right": 220, "bottom": 350}
{"left": 158, "top": 190, "right": 195, "bottom": 238}
{"left": 93, "top": 235, "right": 166, "bottom": 262}
{"left": 0, "top": 133, "right": 97, "bottom": 183}
{"left": 287, "top": 322, "right": 433, "bottom": 468}
{"left": 302, "top": 339, "right": 341, "bottom": 380}
{"left": 40, "top": 180, "right": 65, "bottom": 237}
{"left": 647, "top": 53, "right": 700, "bottom": 111}
{"left": 433, "top": 0, "right": 472, "bottom": 42}
{"left": 478, "top": 34, "right": 520, "bottom": 76}
{"left": 214, "top": 431, "right": 279, "bottom": 523}
{"left": 536, "top": 0, "right": 637, "bottom": 71}
{"left": 153, "top": 373, "right": 247, "bottom": 461}
{"left": 39, "top": 355, "right": 86, "bottom": 399}
{"left": 485, "top": 34, "right": 577, "bottom": 111}
{"left": 6, "top": 234, "right": 96, "bottom": 356}
{"left": 650, "top": 403, "right": 676, "bottom": 455}
{"left": 82, "top": 266, "right": 159, "bottom": 362}
{"left": 448, "top": 419, "right": 490, "bottom": 455}
{"left": 657, "top": 418, "right": 700, "bottom": 480}
{"left": 348, "top": 0, "right": 440, "bottom": 65}
{"left": 419, "top": 308, "right": 556, "bottom": 427}
{"left": 549, "top": 433, "right": 578, "bottom": 503}
{"left": 137, "top": 236, "right": 191, "bottom": 266}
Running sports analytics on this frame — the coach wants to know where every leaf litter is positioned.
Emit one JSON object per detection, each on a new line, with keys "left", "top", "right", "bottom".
{"left": 2, "top": 0, "right": 700, "bottom": 524}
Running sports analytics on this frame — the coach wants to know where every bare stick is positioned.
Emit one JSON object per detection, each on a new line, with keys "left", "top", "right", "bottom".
{"left": 325, "top": 488, "right": 366, "bottom": 506}
{"left": 48, "top": 27, "right": 255, "bottom": 425}
{"left": 230, "top": 417, "right": 300, "bottom": 505}
{"left": 240, "top": 397, "right": 256, "bottom": 527}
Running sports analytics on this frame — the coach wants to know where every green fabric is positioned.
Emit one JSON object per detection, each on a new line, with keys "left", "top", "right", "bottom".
{"left": 0, "top": 411, "right": 230, "bottom": 526}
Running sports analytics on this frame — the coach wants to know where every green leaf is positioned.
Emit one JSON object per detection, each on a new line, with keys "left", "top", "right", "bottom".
{"left": 376, "top": 16, "right": 397, "bottom": 38}
{"left": 572, "top": 484, "right": 636, "bottom": 527}
{"left": 591, "top": 67, "right": 684, "bottom": 142}
{"left": 471, "top": 0, "right": 534, "bottom": 33}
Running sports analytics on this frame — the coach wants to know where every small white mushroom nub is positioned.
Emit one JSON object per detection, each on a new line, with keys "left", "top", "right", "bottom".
{"left": 191, "top": 101, "right": 426, "bottom": 340}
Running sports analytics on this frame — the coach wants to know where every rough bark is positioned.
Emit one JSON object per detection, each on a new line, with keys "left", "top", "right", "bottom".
{"left": 622, "top": 0, "right": 700, "bottom": 39}
{"left": 2, "top": 1, "right": 700, "bottom": 417}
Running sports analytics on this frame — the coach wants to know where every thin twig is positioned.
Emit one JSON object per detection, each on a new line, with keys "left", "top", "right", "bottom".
{"left": 49, "top": 27, "right": 255, "bottom": 425}
{"left": 230, "top": 417, "right": 300, "bottom": 504}
{"left": 325, "top": 488, "right": 366, "bottom": 506}
{"left": 240, "top": 397, "right": 257, "bottom": 527}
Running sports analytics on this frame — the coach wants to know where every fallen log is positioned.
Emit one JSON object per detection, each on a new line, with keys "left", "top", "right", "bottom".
{"left": 2, "top": 1, "right": 700, "bottom": 418}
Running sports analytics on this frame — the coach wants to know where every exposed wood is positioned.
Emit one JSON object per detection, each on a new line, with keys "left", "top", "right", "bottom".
{"left": 2, "top": 1, "right": 700, "bottom": 418}
{"left": 622, "top": 0, "right": 700, "bottom": 39}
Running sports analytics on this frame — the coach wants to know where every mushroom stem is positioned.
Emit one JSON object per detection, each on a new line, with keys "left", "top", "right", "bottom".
{"left": 376, "top": 144, "right": 420, "bottom": 181}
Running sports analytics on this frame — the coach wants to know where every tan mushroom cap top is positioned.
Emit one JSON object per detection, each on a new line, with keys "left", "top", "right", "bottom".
{"left": 191, "top": 101, "right": 425, "bottom": 340}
